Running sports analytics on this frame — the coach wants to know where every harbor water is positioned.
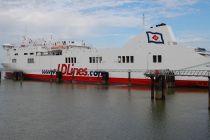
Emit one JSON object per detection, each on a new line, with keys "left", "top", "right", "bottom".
{"left": 0, "top": 80, "right": 210, "bottom": 140}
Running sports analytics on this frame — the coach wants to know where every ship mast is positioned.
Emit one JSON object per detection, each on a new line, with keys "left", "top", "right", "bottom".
{"left": 142, "top": 13, "right": 146, "bottom": 30}
{"left": 143, "top": 13, "right": 145, "bottom": 28}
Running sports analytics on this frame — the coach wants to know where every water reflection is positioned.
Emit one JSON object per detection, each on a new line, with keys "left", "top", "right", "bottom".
{"left": 0, "top": 80, "right": 209, "bottom": 140}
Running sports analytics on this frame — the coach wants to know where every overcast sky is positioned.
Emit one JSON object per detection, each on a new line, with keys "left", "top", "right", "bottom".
{"left": 0, "top": 0, "right": 210, "bottom": 63}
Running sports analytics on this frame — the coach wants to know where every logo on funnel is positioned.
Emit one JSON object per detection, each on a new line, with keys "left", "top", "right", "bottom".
{"left": 146, "top": 31, "right": 164, "bottom": 44}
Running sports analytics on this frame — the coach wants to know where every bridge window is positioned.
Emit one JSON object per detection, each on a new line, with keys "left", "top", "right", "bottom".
{"left": 126, "top": 56, "right": 129, "bottom": 63}
{"left": 92, "top": 57, "right": 95, "bottom": 63}
{"left": 71, "top": 57, "right": 74, "bottom": 64}
{"left": 14, "top": 53, "right": 18, "bottom": 56}
{"left": 96, "top": 57, "right": 98, "bottom": 63}
{"left": 158, "top": 55, "right": 162, "bottom": 63}
{"left": 99, "top": 57, "right": 102, "bottom": 63}
{"left": 65, "top": 57, "right": 77, "bottom": 63}
{"left": 153, "top": 55, "right": 157, "bottom": 63}
{"left": 12, "top": 59, "right": 16, "bottom": 63}
{"left": 30, "top": 53, "right": 34, "bottom": 55}
{"left": 89, "top": 57, "right": 102, "bottom": 63}
{"left": 118, "top": 56, "right": 121, "bottom": 63}
{"left": 24, "top": 53, "right": 28, "bottom": 55}
{"left": 118, "top": 56, "right": 134, "bottom": 63}
{"left": 89, "top": 57, "right": 92, "bottom": 63}
{"left": 122, "top": 56, "right": 125, "bottom": 63}
{"left": 130, "top": 56, "right": 134, "bottom": 63}
{"left": 28, "top": 58, "right": 34, "bottom": 63}
{"left": 74, "top": 57, "right": 76, "bottom": 63}
{"left": 153, "top": 55, "right": 162, "bottom": 63}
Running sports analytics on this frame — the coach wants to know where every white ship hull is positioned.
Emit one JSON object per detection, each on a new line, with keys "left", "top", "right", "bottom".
{"left": 2, "top": 24, "right": 210, "bottom": 87}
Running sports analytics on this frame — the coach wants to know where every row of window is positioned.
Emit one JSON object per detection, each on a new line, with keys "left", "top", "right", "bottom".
{"left": 15, "top": 53, "right": 34, "bottom": 56}
{"left": 65, "top": 57, "right": 77, "bottom": 63}
{"left": 36, "top": 50, "right": 62, "bottom": 56}
{"left": 28, "top": 58, "right": 34, "bottom": 63}
{"left": 118, "top": 56, "right": 134, "bottom": 63}
{"left": 153, "top": 55, "right": 162, "bottom": 63}
{"left": 12, "top": 58, "right": 34, "bottom": 63}
{"left": 89, "top": 57, "right": 102, "bottom": 63}
{"left": 12, "top": 55, "right": 162, "bottom": 64}
{"left": 14, "top": 51, "right": 63, "bottom": 56}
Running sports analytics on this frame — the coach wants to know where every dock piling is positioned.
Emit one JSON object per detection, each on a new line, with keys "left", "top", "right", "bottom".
{"left": 161, "top": 76, "right": 166, "bottom": 100}
{"left": 149, "top": 75, "right": 166, "bottom": 100}
{"left": 20, "top": 72, "right": 23, "bottom": 86}
{"left": 146, "top": 69, "right": 210, "bottom": 109}
{"left": 50, "top": 71, "right": 53, "bottom": 83}
{"left": 208, "top": 77, "right": 210, "bottom": 109}
{"left": 56, "top": 71, "right": 63, "bottom": 83}
{"left": 151, "top": 76, "right": 154, "bottom": 99}
{"left": 101, "top": 72, "right": 109, "bottom": 85}
{"left": 128, "top": 71, "right": 131, "bottom": 86}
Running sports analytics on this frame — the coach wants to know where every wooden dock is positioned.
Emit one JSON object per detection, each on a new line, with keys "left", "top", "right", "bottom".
{"left": 144, "top": 69, "right": 210, "bottom": 109}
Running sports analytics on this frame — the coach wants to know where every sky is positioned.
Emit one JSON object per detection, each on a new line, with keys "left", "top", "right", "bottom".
{"left": 0, "top": 0, "right": 210, "bottom": 63}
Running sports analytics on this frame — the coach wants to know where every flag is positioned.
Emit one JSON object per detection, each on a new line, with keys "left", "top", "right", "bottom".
{"left": 146, "top": 31, "right": 164, "bottom": 44}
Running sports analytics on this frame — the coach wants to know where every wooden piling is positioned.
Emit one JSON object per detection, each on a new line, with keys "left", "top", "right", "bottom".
{"left": 161, "top": 76, "right": 166, "bottom": 100}
{"left": 71, "top": 72, "right": 75, "bottom": 83}
{"left": 128, "top": 71, "right": 131, "bottom": 86}
{"left": 208, "top": 77, "right": 210, "bottom": 109}
{"left": 50, "top": 71, "right": 53, "bottom": 83}
{"left": 151, "top": 76, "right": 154, "bottom": 99}
{"left": 56, "top": 71, "right": 62, "bottom": 83}
{"left": 20, "top": 72, "right": 23, "bottom": 86}
{"left": 101, "top": 72, "right": 109, "bottom": 85}
{"left": 155, "top": 76, "right": 161, "bottom": 100}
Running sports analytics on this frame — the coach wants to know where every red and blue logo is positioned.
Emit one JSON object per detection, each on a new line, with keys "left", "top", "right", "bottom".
{"left": 146, "top": 31, "right": 164, "bottom": 44}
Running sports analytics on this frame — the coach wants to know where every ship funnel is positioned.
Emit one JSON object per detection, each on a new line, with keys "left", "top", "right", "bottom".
{"left": 124, "top": 23, "right": 177, "bottom": 48}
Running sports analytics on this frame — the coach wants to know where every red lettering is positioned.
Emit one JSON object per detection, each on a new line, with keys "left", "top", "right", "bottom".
{"left": 67, "top": 64, "right": 71, "bottom": 75}
{"left": 83, "top": 68, "right": 88, "bottom": 76}
{"left": 71, "top": 68, "right": 75, "bottom": 76}
{"left": 57, "top": 64, "right": 88, "bottom": 77}
{"left": 78, "top": 68, "right": 83, "bottom": 76}
{"left": 57, "top": 64, "right": 61, "bottom": 71}
{"left": 61, "top": 64, "right": 67, "bottom": 75}
{"left": 74, "top": 68, "right": 79, "bottom": 75}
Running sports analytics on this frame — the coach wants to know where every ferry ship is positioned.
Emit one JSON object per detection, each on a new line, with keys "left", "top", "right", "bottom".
{"left": 2, "top": 23, "right": 210, "bottom": 87}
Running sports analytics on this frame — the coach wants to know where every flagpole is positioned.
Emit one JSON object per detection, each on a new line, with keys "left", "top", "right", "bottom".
{"left": 143, "top": 13, "right": 145, "bottom": 28}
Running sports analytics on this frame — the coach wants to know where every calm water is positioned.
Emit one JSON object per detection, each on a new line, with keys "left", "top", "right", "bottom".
{"left": 0, "top": 80, "right": 210, "bottom": 140}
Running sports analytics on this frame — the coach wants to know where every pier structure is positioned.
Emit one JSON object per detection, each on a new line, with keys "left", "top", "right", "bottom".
{"left": 11, "top": 71, "right": 24, "bottom": 85}
{"left": 145, "top": 69, "right": 210, "bottom": 109}
{"left": 12, "top": 71, "right": 24, "bottom": 81}
{"left": 3, "top": 68, "right": 210, "bottom": 109}
{"left": 56, "top": 71, "right": 63, "bottom": 83}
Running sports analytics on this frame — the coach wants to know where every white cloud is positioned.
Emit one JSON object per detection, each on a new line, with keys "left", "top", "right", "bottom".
{"left": 155, "top": 0, "right": 198, "bottom": 7}
{"left": 0, "top": 0, "right": 202, "bottom": 44}
{"left": 177, "top": 31, "right": 210, "bottom": 49}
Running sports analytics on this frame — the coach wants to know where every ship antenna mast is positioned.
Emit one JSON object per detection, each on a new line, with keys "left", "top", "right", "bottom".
{"left": 142, "top": 13, "right": 145, "bottom": 29}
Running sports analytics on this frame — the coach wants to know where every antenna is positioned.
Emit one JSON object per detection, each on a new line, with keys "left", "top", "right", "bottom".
{"left": 142, "top": 13, "right": 145, "bottom": 28}
{"left": 24, "top": 24, "right": 28, "bottom": 37}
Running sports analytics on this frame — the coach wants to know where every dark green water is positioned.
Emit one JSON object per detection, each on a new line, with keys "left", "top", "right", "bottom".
{"left": 0, "top": 80, "right": 210, "bottom": 140}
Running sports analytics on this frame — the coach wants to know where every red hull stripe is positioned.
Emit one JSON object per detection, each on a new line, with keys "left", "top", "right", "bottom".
{"left": 5, "top": 73, "right": 208, "bottom": 87}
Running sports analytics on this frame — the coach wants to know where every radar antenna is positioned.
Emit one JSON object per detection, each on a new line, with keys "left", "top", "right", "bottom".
{"left": 142, "top": 13, "right": 146, "bottom": 29}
